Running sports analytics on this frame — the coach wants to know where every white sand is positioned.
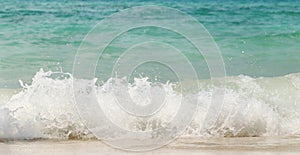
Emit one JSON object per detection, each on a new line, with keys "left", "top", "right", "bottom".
{"left": 2, "top": 137, "right": 300, "bottom": 155}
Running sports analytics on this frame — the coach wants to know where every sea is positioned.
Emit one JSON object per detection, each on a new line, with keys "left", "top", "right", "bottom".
{"left": 0, "top": 0, "right": 300, "bottom": 149}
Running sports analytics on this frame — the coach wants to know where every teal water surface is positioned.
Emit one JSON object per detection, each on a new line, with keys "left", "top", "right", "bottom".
{"left": 1, "top": 0, "right": 300, "bottom": 87}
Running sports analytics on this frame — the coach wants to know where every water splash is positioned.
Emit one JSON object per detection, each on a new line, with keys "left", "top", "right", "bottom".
{"left": 1, "top": 69, "right": 300, "bottom": 140}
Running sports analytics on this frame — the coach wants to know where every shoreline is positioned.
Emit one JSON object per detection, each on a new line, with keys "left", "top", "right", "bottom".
{"left": 2, "top": 137, "right": 300, "bottom": 154}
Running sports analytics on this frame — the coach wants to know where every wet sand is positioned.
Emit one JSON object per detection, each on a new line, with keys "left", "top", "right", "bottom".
{"left": 2, "top": 137, "right": 300, "bottom": 155}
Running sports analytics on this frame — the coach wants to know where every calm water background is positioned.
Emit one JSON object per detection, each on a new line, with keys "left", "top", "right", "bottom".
{"left": 1, "top": 0, "right": 300, "bottom": 87}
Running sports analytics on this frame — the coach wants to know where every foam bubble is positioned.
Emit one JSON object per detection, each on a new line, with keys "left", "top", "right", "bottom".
{"left": 0, "top": 69, "right": 300, "bottom": 140}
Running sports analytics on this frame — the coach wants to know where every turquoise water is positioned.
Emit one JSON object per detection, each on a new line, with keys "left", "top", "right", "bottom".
{"left": 1, "top": 1, "right": 300, "bottom": 141}
{"left": 1, "top": 0, "right": 300, "bottom": 87}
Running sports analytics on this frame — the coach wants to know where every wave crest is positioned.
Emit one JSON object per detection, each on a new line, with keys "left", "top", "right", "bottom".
{"left": 1, "top": 69, "right": 300, "bottom": 140}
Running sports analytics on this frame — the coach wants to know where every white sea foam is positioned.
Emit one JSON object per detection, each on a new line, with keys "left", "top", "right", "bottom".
{"left": 0, "top": 69, "right": 300, "bottom": 140}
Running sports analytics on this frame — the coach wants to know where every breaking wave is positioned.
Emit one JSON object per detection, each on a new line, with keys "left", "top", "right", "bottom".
{"left": 1, "top": 69, "right": 300, "bottom": 140}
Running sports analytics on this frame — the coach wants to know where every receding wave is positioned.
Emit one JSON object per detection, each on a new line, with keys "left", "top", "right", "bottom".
{"left": 0, "top": 69, "right": 300, "bottom": 141}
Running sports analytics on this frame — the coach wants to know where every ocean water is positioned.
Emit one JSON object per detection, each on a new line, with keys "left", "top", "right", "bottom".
{"left": 1, "top": 0, "right": 300, "bottom": 87}
{"left": 1, "top": 0, "right": 300, "bottom": 142}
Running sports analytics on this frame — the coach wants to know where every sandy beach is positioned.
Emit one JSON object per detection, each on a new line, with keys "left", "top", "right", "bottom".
{"left": 2, "top": 137, "right": 300, "bottom": 155}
